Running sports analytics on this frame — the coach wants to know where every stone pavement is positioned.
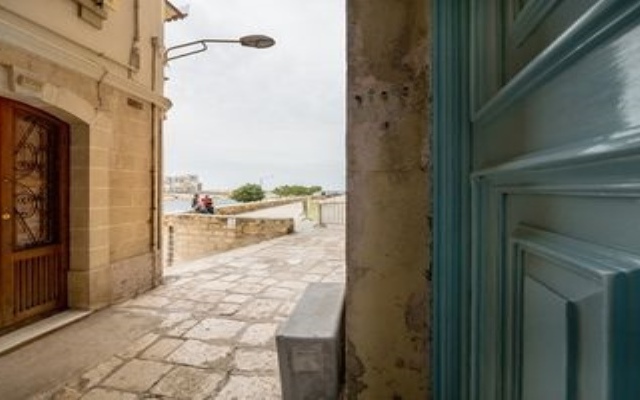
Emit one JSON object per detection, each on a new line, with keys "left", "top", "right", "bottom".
{"left": 7, "top": 226, "right": 345, "bottom": 400}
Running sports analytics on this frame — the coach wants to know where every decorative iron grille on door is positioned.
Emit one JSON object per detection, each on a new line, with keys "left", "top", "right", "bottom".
{"left": 0, "top": 98, "right": 69, "bottom": 331}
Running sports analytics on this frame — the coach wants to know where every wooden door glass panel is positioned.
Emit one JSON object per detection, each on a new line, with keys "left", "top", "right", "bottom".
{"left": 13, "top": 110, "right": 59, "bottom": 250}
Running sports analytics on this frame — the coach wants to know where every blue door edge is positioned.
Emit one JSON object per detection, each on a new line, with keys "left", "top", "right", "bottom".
{"left": 432, "top": 1, "right": 472, "bottom": 399}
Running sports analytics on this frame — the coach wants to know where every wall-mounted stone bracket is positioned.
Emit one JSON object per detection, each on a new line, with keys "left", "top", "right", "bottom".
{"left": 74, "top": 0, "right": 108, "bottom": 29}
{"left": 7, "top": 65, "right": 45, "bottom": 98}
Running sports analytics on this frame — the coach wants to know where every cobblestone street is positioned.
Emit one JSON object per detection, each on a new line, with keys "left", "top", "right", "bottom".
{"left": 3, "top": 227, "right": 344, "bottom": 400}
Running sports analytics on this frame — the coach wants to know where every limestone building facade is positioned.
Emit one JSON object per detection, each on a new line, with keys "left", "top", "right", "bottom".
{"left": 0, "top": 0, "right": 179, "bottom": 332}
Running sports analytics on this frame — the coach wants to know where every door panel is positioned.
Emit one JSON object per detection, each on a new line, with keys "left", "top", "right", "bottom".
{"left": 508, "top": 226, "right": 638, "bottom": 400}
{"left": 503, "top": 0, "right": 598, "bottom": 79}
{"left": 0, "top": 98, "right": 69, "bottom": 331}
{"left": 471, "top": 2, "right": 640, "bottom": 399}
{"left": 521, "top": 275, "right": 573, "bottom": 400}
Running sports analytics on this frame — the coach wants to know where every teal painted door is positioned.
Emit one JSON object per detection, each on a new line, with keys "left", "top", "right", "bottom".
{"left": 470, "top": 1, "right": 640, "bottom": 399}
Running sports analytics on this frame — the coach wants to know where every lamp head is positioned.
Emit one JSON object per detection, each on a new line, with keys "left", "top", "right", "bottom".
{"left": 240, "top": 35, "right": 276, "bottom": 49}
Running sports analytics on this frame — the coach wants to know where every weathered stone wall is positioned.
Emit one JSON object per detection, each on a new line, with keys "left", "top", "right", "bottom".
{"left": 346, "top": 0, "right": 431, "bottom": 397}
{"left": 163, "top": 214, "right": 294, "bottom": 264}
{"left": 110, "top": 253, "right": 157, "bottom": 303}
{"left": 215, "top": 198, "right": 305, "bottom": 215}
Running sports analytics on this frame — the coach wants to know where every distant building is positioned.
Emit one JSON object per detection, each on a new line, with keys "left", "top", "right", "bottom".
{"left": 164, "top": 174, "right": 203, "bottom": 193}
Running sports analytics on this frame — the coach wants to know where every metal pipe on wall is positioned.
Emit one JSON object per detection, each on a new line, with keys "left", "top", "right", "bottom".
{"left": 149, "top": 32, "right": 162, "bottom": 279}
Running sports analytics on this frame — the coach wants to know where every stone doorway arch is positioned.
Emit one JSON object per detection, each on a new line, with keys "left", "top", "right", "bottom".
{"left": 0, "top": 64, "right": 114, "bottom": 320}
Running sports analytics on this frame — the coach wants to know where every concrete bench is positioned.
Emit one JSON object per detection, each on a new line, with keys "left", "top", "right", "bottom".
{"left": 276, "top": 282, "right": 345, "bottom": 400}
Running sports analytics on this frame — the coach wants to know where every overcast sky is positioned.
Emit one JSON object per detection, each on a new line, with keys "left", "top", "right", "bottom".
{"left": 163, "top": 0, "right": 345, "bottom": 191}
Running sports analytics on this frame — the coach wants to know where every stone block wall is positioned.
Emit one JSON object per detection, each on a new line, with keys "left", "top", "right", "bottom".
{"left": 163, "top": 214, "right": 294, "bottom": 264}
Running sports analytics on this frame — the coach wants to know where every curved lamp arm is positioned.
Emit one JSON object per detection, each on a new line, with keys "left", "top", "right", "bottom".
{"left": 165, "top": 35, "right": 275, "bottom": 62}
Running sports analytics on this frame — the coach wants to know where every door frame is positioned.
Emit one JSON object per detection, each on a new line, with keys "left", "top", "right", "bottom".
{"left": 0, "top": 63, "right": 120, "bottom": 312}
{"left": 433, "top": 1, "right": 472, "bottom": 399}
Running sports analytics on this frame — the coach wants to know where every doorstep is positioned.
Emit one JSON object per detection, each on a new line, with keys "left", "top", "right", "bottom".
{"left": 0, "top": 310, "right": 92, "bottom": 356}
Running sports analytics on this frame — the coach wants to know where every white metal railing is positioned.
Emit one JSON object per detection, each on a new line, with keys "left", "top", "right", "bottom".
{"left": 318, "top": 196, "right": 346, "bottom": 226}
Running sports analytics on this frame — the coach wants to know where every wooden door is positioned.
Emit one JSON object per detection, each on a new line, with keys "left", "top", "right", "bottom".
{"left": 0, "top": 98, "right": 69, "bottom": 332}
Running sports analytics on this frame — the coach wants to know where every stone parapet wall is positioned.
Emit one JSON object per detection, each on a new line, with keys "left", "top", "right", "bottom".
{"left": 215, "top": 198, "right": 306, "bottom": 215}
{"left": 163, "top": 214, "right": 294, "bottom": 264}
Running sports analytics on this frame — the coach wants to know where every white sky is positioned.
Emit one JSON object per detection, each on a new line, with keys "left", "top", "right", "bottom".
{"left": 163, "top": 0, "right": 346, "bottom": 191}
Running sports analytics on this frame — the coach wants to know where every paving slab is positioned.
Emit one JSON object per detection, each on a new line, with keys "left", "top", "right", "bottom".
{"left": 81, "top": 388, "right": 137, "bottom": 400}
{"left": 216, "top": 375, "right": 282, "bottom": 400}
{"left": 101, "top": 359, "right": 172, "bottom": 392}
{"left": 239, "top": 323, "right": 279, "bottom": 346}
{"left": 235, "top": 348, "right": 279, "bottom": 372}
{"left": 150, "top": 366, "right": 225, "bottom": 399}
{"left": 184, "top": 318, "right": 246, "bottom": 341}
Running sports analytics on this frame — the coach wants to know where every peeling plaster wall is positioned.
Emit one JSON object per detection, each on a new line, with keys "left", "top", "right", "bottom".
{"left": 346, "top": 0, "right": 431, "bottom": 398}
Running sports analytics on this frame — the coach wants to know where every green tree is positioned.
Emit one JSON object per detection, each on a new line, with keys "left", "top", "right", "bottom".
{"left": 230, "top": 183, "right": 265, "bottom": 203}
{"left": 273, "top": 185, "right": 322, "bottom": 197}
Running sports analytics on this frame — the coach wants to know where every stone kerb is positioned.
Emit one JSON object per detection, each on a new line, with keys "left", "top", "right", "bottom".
{"left": 163, "top": 213, "right": 294, "bottom": 264}
{"left": 277, "top": 282, "right": 346, "bottom": 399}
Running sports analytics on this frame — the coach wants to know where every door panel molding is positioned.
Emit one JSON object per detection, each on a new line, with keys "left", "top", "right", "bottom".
{"left": 471, "top": 0, "right": 503, "bottom": 109}
{"left": 496, "top": 182, "right": 640, "bottom": 196}
{"left": 474, "top": 158, "right": 640, "bottom": 199}
{"left": 510, "top": 225, "right": 640, "bottom": 399}
{"left": 470, "top": 178, "right": 505, "bottom": 400}
{"left": 473, "top": 178, "right": 640, "bottom": 398}
{"left": 510, "top": 0, "right": 562, "bottom": 46}
{"left": 474, "top": 1, "right": 640, "bottom": 125}
{"left": 520, "top": 275, "right": 575, "bottom": 400}
{"left": 474, "top": 124, "right": 640, "bottom": 177}
{"left": 504, "top": 0, "right": 597, "bottom": 80}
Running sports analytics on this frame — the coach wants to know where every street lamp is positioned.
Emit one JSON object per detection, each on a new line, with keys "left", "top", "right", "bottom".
{"left": 165, "top": 35, "right": 276, "bottom": 62}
